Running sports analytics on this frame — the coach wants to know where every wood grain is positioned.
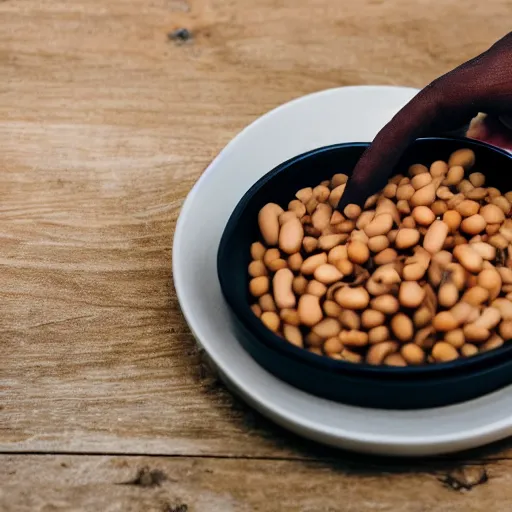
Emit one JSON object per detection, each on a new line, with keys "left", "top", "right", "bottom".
{"left": 1, "top": 454, "right": 509, "bottom": 512}
{"left": 2, "top": 0, "right": 512, "bottom": 508}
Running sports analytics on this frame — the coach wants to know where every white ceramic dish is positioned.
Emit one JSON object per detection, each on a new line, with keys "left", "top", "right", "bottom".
{"left": 173, "top": 86, "right": 512, "bottom": 456}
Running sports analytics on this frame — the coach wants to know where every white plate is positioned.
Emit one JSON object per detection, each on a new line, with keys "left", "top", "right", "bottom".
{"left": 173, "top": 86, "right": 512, "bottom": 456}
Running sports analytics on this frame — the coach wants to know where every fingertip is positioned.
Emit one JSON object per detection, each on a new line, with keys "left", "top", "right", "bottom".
{"left": 336, "top": 177, "right": 371, "bottom": 212}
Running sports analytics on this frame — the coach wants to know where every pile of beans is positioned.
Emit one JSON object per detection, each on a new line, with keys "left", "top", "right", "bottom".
{"left": 248, "top": 148, "right": 512, "bottom": 366}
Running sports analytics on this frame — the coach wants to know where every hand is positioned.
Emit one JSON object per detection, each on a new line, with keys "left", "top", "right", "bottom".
{"left": 338, "top": 31, "right": 512, "bottom": 211}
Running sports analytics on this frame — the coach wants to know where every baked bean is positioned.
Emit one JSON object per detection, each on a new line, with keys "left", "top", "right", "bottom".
{"left": 411, "top": 172, "right": 432, "bottom": 190}
{"left": 361, "top": 309, "right": 386, "bottom": 329}
{"left": 327, "top": 245, "right": 347, "bottom": 264}
{"left": 499, "top": 321, "right": 512, "bottom": 339}
{"left": 368, "top": 235, "right": 389, "bottom": 253}
{"left": 280, "top": 309, "right": 301, "bottom": 326}
{"left": 456, "top": 200, "right": 480, "bottom": 217}
{"left": 287, "top": 253, "right": 303, "bottom": 272}
{"left": 249, "top": 260, "right": 268, "bottom": 278}
{"left": 306, "top": 280, "right": 327, "bottom": 297}
{"left": 412, "top": 206, "right": 435, "bottom": 226}
{"left": 251, "top": 304, "right": 262, "bottom": 318}
{"left": 373, "top": 248, "right": 398, "bottom": 266}
{"left": 296, "top": 187, "right": 313, "bottom": 204}
{"left": 481, "top": 334, "right": 504, "bottom": 351}
{"left": 336, "top": 258, "right": 354, "bottom": 275}
{"left": 268, "top": 258, "right": 287, "bottom": 272}
{"left": 261, "top": 312, "right": 280, "bottom": 332}
{"left": 458, "top": 179, "right": 474, "bottom": 194}
{"left": 384, "top": 353, "right": 408, "bottom": 366}
{"left": 339, "top": 330, "right": 369, "bottom": 348}
{"left": 301, "top": 253, "right": 328, "bottom": 274}
{"left": 478, "top": 268, "right": 502, "bottom": 301}
{"left": 371, "top": 294, "right": 400, "bottom": 315}
{"left": 463, "top": 324, "right": 491, "bottom": 343}
{"left": 367, "top": 342, "right": 399, "bottom": 365}
{"left": 292, "top": 275, "right": 308, "bottom": 295}
{"left": 313, "top": 185, "right": 330, "bottom": 203}
{"left": 401, "top": 343, "right": 425, "bottom": 365}
{"left": 318, "top": 234, "right": 345, "bottom": 251}
{"left": 339, "top": 310, "right": 361, "bottom": 330}
{"left": 423, "top": 220, "right": 449, "bottom": 253}
{"left": 251, "top": 242, "right": 266, "bottom": 260}
{"left": 250, "top": 276, "right": 269, "bottom": 297}
{"left": 430, "top": 160, "right": 449, "bottom": 177}
{"left": 396, "top": 184, "right": 415, "bottom": 201}
{"left": 414, "top": 307, "right": 432, "bottom": 328}
{"left": 331, "top": 174, "right": 348, "bottom": 188}
{"left": 263, "top": 248, "right": 280, "bottom": 267}
{"left": 298, "top": 294, "right": 323, "bottom": 327}
{"left": 391, "top": 313, "right": 414, "bottom": 342}
{"left": 324, "top": 336, "right": 343, "bottom": 354}
{"left": 448, "top": 148, "right": 475, "bottom": 170}
{"left": 461, "top": 344, "right": 478, "bottom": 357}
{"left": 432, "top": 342, "right": 459, "bottom": 362}
{"left": 481, "top": 203, "right": 505, "bottom": 224}
{"left": 433, "top": 311, "right": 458, "bottom": 331}
{"left": 364, "top": 213, "right": 393, "bottom": 237}
{"left": 431, "top": 200, "right": 448, "bottom": 216}
{"left": 410, "top": 183, "right": 437, "bottom": 207}
{"left": 323, "top": 300, "right": 342, "bottom": 318}
{"left": 469, "top": 172, "right": 485, "bottom": 187}
{"left": 403, "top": 262, "right": 427, "bottom": 281}
{"left": 312, "top": 318, "right": 342, "bottom": 339}
{"left": 311, "top": 204, "right": 332, "bottom": 231}
{"left": 288, "top": 199, "right": 307, "bottom": 218}
{"left": 328, "top": 185, "right": 346, "bottom": 208}
{"left": 453, "top": 244, "right": 483, "bottom": 273}
{"left": 409, "top": 163, "right": 429, "bottom": 177}
{"left": 273, "top": 269, "right": 296, "bottom": 309}
{"left": 445, "top": 302, "right": 470, "bottom": 324}
{"left": 259, "top": 293, "right": 277, "bottom": 312}
{"left": 444, "top": 165, "right": 465, "bottom": 186}
{"left": 460, "top": 214, "right": 486, "bottom": 235}
{"left": 397, "top": 199, "right": 411, "bottom": 215}
{"left": 347, "top": 240, "right": 370, "bottom": 264}
{"left": 283, "top": 324, "right": 303, "bottom": 347}
{"left": 334, "top": 286, "right": 370, "bottom": 310}
{"left": 302, "top": 236, "right": 318, "bottom": 253}
{"left": 492, "top": 196, "right": 511, "bottom": 214}
{"left": 461, "top": 286, "right": 488, "bottom": 306}
{"left": 466, "top": 187, "right": 487, "bottom": 200}
{"left": 444, "top": 329, "right": 465, "bottom": 349}
{"left": 368, "top": 325, "right": 390, "bottom": 344}
{"left": 439, "top": 282, "right": 459, "bottom": 308}
{"left": 344, "top": 204, "right": 362, "bottom": 220}
{"left": 399, "top": 281, "right": 425, "bottom": 308}
{"left": 279, "top": 211, "right": 298, "bottom": 226}
{"left": 314, "top": 264, "right": 343, "bottom": 285}
{"left": 470, "top": 242, "right": 496, "bottom": 260}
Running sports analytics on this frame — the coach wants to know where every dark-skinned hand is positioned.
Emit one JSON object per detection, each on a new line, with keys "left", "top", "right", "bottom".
{"left": 338, "top": 31, "right": 512, "bottom": 211}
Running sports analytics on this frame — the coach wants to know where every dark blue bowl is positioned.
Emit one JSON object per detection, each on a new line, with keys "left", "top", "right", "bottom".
{"left": 217, "top": 137, "right": 512, "bottom": 409}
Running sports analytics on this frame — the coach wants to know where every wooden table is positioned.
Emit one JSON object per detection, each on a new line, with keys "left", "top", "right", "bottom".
{"left": 2, "top": 1, "right": 512, "bottom": 510}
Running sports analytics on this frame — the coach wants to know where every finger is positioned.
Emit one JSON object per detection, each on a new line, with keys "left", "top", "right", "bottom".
{"left": 337, "top": 86, "right": 443, "bottom": 211}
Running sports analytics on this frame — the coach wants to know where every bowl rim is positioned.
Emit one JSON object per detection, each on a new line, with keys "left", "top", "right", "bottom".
{"left": 217, "top": 136, "right": 512, "bottom": 378}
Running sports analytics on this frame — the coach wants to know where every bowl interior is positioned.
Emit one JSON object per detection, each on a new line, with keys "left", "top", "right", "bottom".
{"left": 217, "top": 137, "right": 512, "bottom": 376}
